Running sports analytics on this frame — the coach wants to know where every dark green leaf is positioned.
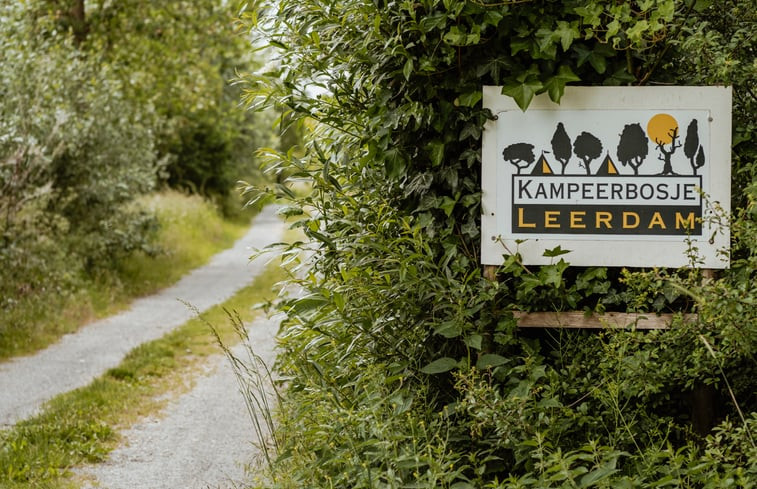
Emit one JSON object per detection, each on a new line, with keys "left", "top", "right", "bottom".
{"left": 543, "top": 65, "right": 581, "bottom": 103}
{"left": 421, "top": 357, "right": 459, "bottom": 374}
{"left": 433, "top": 321, "right": 462, "bottom": 338}
{"left": 476, "top": 354, "right": 509, "bottom": 369}
{"left": 543, "top": 245, "right": 572, "bottom": 257}
{"left": 502, "top": 79, "right": 544, "bottom": 111}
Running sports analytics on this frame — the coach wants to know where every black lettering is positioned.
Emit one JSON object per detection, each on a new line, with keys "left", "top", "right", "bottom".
{"left": 657, "top": 183, "right": 669, "bottom": 200}
{"left": 611, "top": 183, "right": 623, "bottom": 200}
{"left": 684, "top": 183, "right": 697, "bottom": 201}
{"left": 518, "top": 179, "right": 533, "bottom": 199}
{"left": 568, "top": 183, "right": 580, "bottom": 199}
{"left": 550, "top": 182, "right": 564, "bottom": 199}
{"left": 535, "top": 183, "right": 547, "bottom": 199}
{"left": 596, "top": 183, "right": 608, "bottom": 199}
{"left": 582, "top": 183, "right": 593, "bottom": 199}
{"left": 640, "top": 184, "right": 654, "bottom": 200}
{"left": 670, "top": 183, "right": 680, "bottom": 200}
{"left": 626, "top": 183, "right": 638, "bottom": 200}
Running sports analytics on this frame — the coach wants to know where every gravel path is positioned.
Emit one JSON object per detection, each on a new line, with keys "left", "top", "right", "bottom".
{"left": 77, "top": 313, "right": 281, "bottom": 489}
{"left": 0, "top": 205, "right": 285, "bottom": 427}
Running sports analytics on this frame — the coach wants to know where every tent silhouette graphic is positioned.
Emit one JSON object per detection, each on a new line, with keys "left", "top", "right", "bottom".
{"left": 530, "top": 153, "right": 555, "bottom": 175}
{"left": 596, "top": 153, "right": 620, "bottom": 176}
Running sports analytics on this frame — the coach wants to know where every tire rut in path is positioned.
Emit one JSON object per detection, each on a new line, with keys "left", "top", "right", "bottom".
{"left": 77, "top": 312, "right": 281, "bottom": 489}
{"left": 0, "top": 205, "right": 284, "bottom": 427}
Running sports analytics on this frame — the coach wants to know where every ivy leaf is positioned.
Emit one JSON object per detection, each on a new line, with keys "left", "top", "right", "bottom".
{"left": 510, "top": 38, "right": 531, "bottom": 56}
{"left": 543, "top": 245, "right": 572, "bottom": 257}
{"left": 603, "top": 66, "right": 636, "bottom": 86}
{"left": 501, "top": 78, "right": 544, "bottom": 111}
{"left": 457, "top": 90, "right": 482, "bottom": 108}
{"left": 543, "top": 65, "right": 581, "bottom": 103}
{"left": 482, "top": 10, "right": 503, "bottom": 28}
{"left": 439, "top": 195, "right": 458, "bottom": 217}
{"left": 626, "top": 19, "right": 649, "bottom": 45}
{"left": 383, "top": 147, "right": 406, "bottom": 179}
{"left": 419, "top": 12, "right": 447, "bottom": 32}
{"left": 443, "top": 25, "right": 481, "bottom": 46}
{"left": 421, "top": 357, "right": 459, "bottom": 374}
{"left": 554, "top": 21, "right": 579, "bottom": 52}
{"left": 427, "top": 140, "right": 445, "bottom": 167}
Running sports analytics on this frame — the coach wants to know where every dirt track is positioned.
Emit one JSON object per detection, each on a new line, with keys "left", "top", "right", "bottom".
{"left": 0, "top": 205, "right": 284, "bottom": 427}
{"left": 77, "top": 313, "right": 282, "bottom": 489}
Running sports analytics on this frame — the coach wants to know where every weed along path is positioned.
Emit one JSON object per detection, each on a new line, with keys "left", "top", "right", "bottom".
{"left": 0, "top": 205, "right": 285, "bottom": 427}
{"left": 77, "top": 313, "right": 282, "bottom": 489}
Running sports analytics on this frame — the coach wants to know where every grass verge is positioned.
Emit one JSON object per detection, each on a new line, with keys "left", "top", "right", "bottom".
{"left": 0, "top": 259, "right": 287, "bottom": 489}
{"left": 0, "top": 190, "right": 254, "bottom": 361}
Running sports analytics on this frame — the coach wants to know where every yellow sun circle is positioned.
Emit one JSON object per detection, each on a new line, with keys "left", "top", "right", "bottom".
{"left": 647, "top": 113, "right": 679, "bottom": 144}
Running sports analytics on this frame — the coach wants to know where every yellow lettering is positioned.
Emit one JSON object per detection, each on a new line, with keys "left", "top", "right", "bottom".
{"left": 596, "top": 211, "right": 612, "bottom": 229}
{"left": 518, "top": 207, "right": 536, "bottom": 228}
{"left": 648, "top": 212, "right": 666, "bottom": 229}
{"left": 545, "top": 211, "right": 560, "bottom": 228}
{"left": 570, "top": 211, "right": 586, "bottom": 229}
{"left": 623, "top": 212, "right": 640, "bottom": 229}
{"left": 675, "top": 212, "right": 695, "bottom": 230}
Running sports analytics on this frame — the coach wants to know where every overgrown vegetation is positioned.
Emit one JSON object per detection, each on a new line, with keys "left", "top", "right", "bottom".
{"left": 0, "top": 191, "right": 250, "bottom": 360}
{"left": 0, "top": 1, "right": 273, "bottom": 358}
{"left": 0, "top": 260, "right": 287, "bottom": 489}
{"left": 241, "top": 0, "right": 756, "bottom": 486}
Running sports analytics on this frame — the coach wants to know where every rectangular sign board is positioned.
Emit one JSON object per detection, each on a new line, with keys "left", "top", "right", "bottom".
{"left": 481, "top": 86, "right": 732, "bottom": 268}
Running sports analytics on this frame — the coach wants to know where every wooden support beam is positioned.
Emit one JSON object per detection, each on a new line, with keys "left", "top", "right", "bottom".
{"left": 514, "top": 311, "right": 697, "bottom": 330}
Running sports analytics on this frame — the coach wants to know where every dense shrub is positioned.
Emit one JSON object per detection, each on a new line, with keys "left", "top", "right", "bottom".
{"left": 0, "top": 1, "right": 271, "bottom": 353}
{"left": 243, "top": 0, "right": 756, "bottom": 487}
{"left": 0, "top": 4, "right": 158, "bottom": 298}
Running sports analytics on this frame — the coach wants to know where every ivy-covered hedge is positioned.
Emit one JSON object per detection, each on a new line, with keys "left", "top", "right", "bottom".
{"left": 242, "top": 0, "right": 756, "bottom": 486}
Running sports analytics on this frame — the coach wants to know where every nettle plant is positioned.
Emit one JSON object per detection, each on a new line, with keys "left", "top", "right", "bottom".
{"left": 242, "top": 0, "right": 756, "bottom": 486}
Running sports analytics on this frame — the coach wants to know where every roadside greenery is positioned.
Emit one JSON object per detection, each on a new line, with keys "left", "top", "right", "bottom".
{"left": 1, "top": 1, "right": 274, "bottom": 358}
{"left": 0, "top": 191, "right": 251, "bottom": 360}
{"left": 0, "top": 260, "right": 287, "bottom": 489}
{"left": 242, "top": 0, "right": 756, "bottom": 487}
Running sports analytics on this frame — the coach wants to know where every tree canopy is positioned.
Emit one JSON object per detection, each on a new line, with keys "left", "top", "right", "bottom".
{"left": 1, "top": 1, "right": 270, "bottom": 334}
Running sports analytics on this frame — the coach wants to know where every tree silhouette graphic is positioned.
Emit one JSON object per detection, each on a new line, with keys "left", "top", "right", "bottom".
{"left": 654, "top": 127, "right": 681, "bottom": 175}
{"left": 502, "top": 143, "right": 535, "bottom": 174}
{"left": 684, "top": 119, "right": 705, "bottom": 175}
{"left": 616, "top": 123, "right": 649, "bottom": 175}
{"left": 573, "top": 131, "right": 602, "bottom": 175}
{"left": 550, "top": 122, "right": 572, "bottom": 174}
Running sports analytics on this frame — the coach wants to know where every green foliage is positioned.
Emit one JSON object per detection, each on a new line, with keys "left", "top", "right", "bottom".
{"left": 63, "top": 0, "right": 274, "bottom": 203}
{"left": 241, "top": 0, "right": 756, "bottom": 487}
{"left": 1, "top": 0, "right": 274, "bottom": 357}
{"left": 0, "top": 191, "right": 249, "bottom": 360}
{"left": 1, "top": 2, "right": 158, "bottom": 311}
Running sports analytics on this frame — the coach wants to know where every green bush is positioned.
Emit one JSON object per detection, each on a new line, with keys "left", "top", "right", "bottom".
{"left": 0, "top": 3, "right": 158, "bottom": 295}
{"left": 243, "top": 0, "right": 756, "bottom": 487}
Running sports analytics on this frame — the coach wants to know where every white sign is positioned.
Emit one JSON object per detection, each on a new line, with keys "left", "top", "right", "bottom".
{"left": 481, "top": 86, "right": 732, "bottom": 268}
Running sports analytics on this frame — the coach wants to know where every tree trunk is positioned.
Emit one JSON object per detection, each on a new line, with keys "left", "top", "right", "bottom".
{"left": 70, "top": 0, "right": 87, "bottom": 44}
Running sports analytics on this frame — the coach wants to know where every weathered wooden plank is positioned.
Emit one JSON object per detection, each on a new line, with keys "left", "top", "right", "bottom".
{"left": 514, "top": 311, "right": 697, "bottom": 329}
